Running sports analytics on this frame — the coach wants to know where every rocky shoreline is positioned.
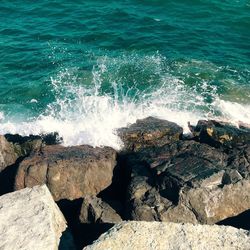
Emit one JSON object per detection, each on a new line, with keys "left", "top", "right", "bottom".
{"left": 0, "top": 117, "right": 250, "bottom": 249}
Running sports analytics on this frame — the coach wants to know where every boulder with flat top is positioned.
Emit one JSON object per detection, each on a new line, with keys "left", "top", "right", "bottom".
{"left": 15, "top": 145, "right": 117, "bottom": 201}
{"left": 118, "top": 117, "right": 183, "bottom": 151}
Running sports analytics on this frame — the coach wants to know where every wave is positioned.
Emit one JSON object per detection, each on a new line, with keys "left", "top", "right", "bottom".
{"left": 0, "top": 53, "right": 249, "bottom": 149}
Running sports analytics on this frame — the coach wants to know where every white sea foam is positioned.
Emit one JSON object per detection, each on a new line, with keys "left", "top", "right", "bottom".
{"left": 0, "top": 112, "right": 4, "bottom": 121}
{"left": 0, "top": 104, "right": 201, "bottom": 150}
{"left": 0, "top": 54, "right": 249, "bottom": 149}
{"left": 30, "top": 99, "right": 38, "bottom": 103}
{"left": 213, "top": 99, "right": 250, "bottom": 125}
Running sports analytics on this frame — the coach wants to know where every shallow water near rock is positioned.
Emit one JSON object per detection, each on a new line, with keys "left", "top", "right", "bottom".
{"left": 0, "top": 1, "right": 249, "bottom": 148}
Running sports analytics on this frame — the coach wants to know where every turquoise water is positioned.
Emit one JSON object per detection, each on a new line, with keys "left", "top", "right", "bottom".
{"left": 0, "top": 0, "right": 249, "bottom": 148}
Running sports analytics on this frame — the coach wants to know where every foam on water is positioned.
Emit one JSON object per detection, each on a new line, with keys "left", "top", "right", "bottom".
{"left": 0, "top": 54, "right": 249, "bottom": 150}
{"left": 0, "top": 112, "right": 4, "bottom": 121}
{"left": 214, "top": 99, "right": 250, "bottom": 125}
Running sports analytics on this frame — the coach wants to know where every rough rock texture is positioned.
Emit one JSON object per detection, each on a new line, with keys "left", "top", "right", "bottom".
{"left": 120, "top": 118, "right": 250, "bottom": 224}
{"left": 0, "top": 135, "right": 18, "bottom": 172}
{"left": 0, "top": 185, "right": 67, "bottom": 250}
{"left": 193, "top": 120, "right": 250, "bottom": 147}
{"left": 15, "top": 145, "right": 117, "bottom": 201}
{"left": 80, "top": 195, "right": 122, "bottom": 224}
{"left": 5, "top": 132, "right": 61, "bottom": 158}
{"left": 118, "top": 117, "right": 183, "bottom": 151}
{"left": 83, "top": 221, "right": 250, "bottom": 250}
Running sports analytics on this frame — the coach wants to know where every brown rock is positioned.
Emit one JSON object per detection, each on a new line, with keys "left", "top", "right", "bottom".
{"left": 15, "top": 145, "right": 117, "bottom": 201}
{"left": 181, "top": 179, "right": 250, "bottom": 224}
{"left": 79, "top": 195, "right": 122, "bottom": 224}
{"left": 0, "top": 135, "right": 18, "bottom": 172}
{"left": 118, "top": 117, "right": 183, "bottom": 151}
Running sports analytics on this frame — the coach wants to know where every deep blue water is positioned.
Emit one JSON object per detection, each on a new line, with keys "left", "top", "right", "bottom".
{"left": 0, "top": 0, "right": 249, "bottom": 147}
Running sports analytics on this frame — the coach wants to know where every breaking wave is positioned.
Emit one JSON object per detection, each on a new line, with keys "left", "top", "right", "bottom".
{"left": 0, "top": 53, "right": 249, "bottom": 149}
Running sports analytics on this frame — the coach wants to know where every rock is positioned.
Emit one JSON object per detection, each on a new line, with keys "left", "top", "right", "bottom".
{"left": 83, "top": 221, "right": 250, "bottom": 250}
{"left": 118, "top": 117, "right": 183, "bottom": 151}
{"left": 0, "top": 135, "right": 18, "bottom": 172}
{"left": 4, "top": 132, "right": 62, "bottom": 158}
{"left": 193, "top": 120, "right": 250, "bottom": 148}
{"left": 179, "top": 179, "right": 250, "bottom": 224}
{"left": 126, "top": 140, "right": 234, "bottom": 223}
{"left": 120, "top": 118, "right": 250, "bottom": 225}
{"left": 226, "top": 145, "right": 250, "bottom": 178}
{"left": 79, "top": 195, "right": 122, "bottom": 224}
{"left": 15, "top": 145, "right": 117, "bottom": 201}
{"left": 0, "top": 185, "right": 67, "bottom": 250}
{"left": 127, "top": 142, "right": 250, "bottom": 224}
{"left": 129, "top": 188, "right": 174, "bottom": 222}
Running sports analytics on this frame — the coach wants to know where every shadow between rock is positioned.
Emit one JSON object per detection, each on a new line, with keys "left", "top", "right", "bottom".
{"left": 0, "top": 156, "right": 25, "bottom": 196}
{"left": 57, "top": 199, "right": 114, "bottom": 249}
{"left": 217, "top": 209, "right": 250, "bottom": 230}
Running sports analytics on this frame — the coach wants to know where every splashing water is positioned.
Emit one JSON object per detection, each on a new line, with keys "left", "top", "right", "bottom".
{"left": 0, "top": 53, "right": 249, "bottom": 149}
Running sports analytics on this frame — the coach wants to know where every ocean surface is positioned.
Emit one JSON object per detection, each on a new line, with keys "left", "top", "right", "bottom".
{"left": 0, "top": 0, "right": 249, "bottom": 149}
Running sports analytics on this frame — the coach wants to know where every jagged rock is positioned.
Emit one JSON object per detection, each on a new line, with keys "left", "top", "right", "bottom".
{"left": 178, "top": 179, "right": 250, "bottom": 224}
{"left": 120, "top": 118, "right": 250, "bottom": 225}
{"left": 4, "top": 132, "right": 61, "bottom": 158}
{"left": 193, "top": 120, "right": 250, "bottom": 147}
{"left": 79, "top": 195, "right": 122, "bottom": 224}
{"left": 118, "top": 117, "right": 183, "bottom": 151}
{"left": 0, "top": 185, "right": 68, "bottom": 250}
{"left": 83, "top": 221, "right": 250, "bottom": 250}
{"left": 226, "top": 145, "right": 250, "bottom": 178}
{"left": 15, "top": 145, "right": 117, "bottom": 201}
{"left": 0, "top": 135, "right": 18, "bottom": 172}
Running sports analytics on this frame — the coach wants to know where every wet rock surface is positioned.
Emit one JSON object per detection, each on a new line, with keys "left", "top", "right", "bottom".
{"left": 4, "top": 132, "right": 61, "bottom": 158}
{"left": 14, "top": 145, "right": 117, "bottom": 201}
{"left": 118, "top": 116, "right": 183, "bottom": 151}
{"left": 0, "top": 117, "right": 250, "bottom": 249}
{"left": 192, "top": 120, "right": 250, "bottom": 147}
{"left": 119, "top": 117, "right": 250, "bottom": 225}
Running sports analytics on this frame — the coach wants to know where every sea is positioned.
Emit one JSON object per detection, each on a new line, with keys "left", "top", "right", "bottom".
{"left": 0, "top": 0, "right": 249, "bottom": 149}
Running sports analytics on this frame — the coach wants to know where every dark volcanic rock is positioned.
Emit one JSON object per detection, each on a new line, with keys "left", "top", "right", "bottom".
{"left": 0, "top": 135, "right": 18, "bottom": 172}
{"left": 118, "top": 117, "right": 183, "bottom": 151}
{"left": 5, "top": 132, "right": 62, "bottom": 158}
{"left": 79, "top": 195, "right": 122, "bottom": 224}
{"left": 15, "top": 145, "right": 117, "bottom": 201}
{"left": 121, "top": 118, "right": 250, "bottom": 225}
{"left": 193, "top": 120, "right": 250, "bottom": 148}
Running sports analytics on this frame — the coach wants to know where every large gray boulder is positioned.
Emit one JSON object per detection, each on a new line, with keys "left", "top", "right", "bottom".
{"left": 83, "top": 221, "right": 250, "bottom": 250}
{"left": 15, "top": 145, "right": 117, "bottom": 201}
{"left": 0, "top": 185, "right": 67, "bottom": 250}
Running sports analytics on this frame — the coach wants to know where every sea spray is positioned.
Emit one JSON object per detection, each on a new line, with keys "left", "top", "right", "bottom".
{"left": 0, "top": 53, "right": 249, "bottom": 149}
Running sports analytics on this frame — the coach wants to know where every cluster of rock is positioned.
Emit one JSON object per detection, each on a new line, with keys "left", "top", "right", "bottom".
{"left": 0, "top": 117, "right": 250, "bottom": 249}
{"left": 119, "top": 118, "right": 250, "bottom": 225}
